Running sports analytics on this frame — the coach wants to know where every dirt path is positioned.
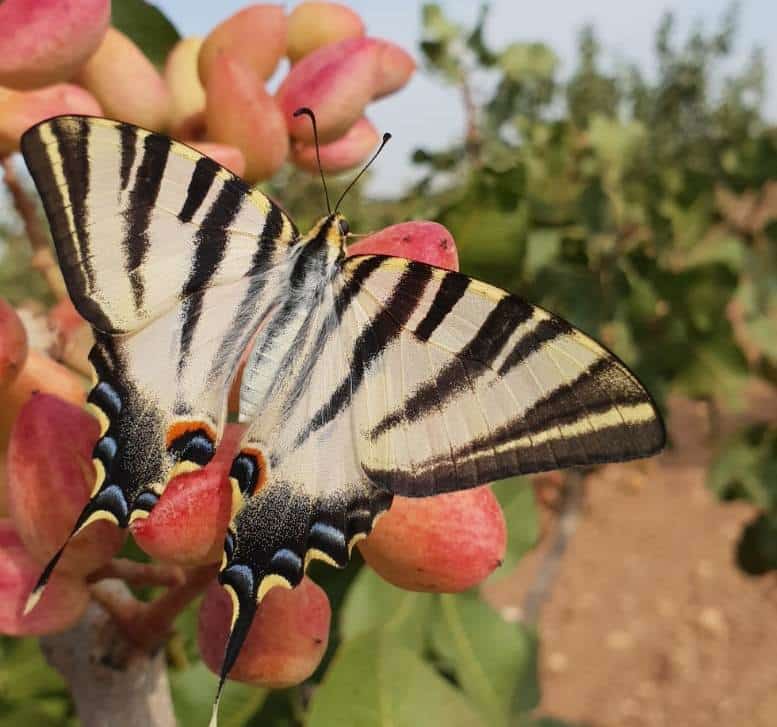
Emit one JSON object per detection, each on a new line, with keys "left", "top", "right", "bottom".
{"left": 487, "top": 392, "right": 777, "bottom": 727}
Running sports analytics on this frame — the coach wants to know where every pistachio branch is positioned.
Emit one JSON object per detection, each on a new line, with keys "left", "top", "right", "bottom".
{"left": 1, "top": 156, "right": 66, "bottom": 299}
{"left": 89, "top": 578, "right": 145, "bottom": 635}
{"left": 91, "top": 564, "right": 217, "bottom": 652}
{"left": 88, "top": 558, "right": 187, "bottom": 589}
{"left": 40, "top": 595, "right": 177, "bottom": 727}
{"left": 521, "top": 470, "right": 585, "bottom": 625}
{"left": 459, "top": 69, "right": 482, "bottom": 163}
{"left": 130, "top": 564, "right": 216, "bottom": 651}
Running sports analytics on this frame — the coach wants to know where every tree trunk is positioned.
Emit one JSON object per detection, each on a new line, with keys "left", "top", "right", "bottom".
{"left": 39, "top": 596, "right": 176, "bottom": 727}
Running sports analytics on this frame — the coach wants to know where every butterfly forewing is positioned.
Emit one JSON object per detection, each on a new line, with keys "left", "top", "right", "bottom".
{"left": 214, "top": 253, "right": 393, "bottom": 696}
{"left": 339, "top": 256, "right": 665, "bottom": 493}
{"left": 20, "top": 116, "right": 298, "bottom": 598}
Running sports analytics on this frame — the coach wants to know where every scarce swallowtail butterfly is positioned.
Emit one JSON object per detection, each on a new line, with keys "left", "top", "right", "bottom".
{"left": 20, "top": 114, "right": 665, "bottom": 724}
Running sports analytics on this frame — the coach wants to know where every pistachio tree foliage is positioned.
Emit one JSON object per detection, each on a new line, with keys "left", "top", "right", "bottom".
{"left": 399, "top": 4, "right": 777, "bottom": 577}
{"left": 0, "top": 2, "right": 774, "bottom": 727}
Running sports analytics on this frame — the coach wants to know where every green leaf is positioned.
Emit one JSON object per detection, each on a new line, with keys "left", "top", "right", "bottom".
{"left": 308, "top": 631, "right": 485, "bottom": 727}
{"left": 420, "top": 3, "right": 462, "bottom": 80}
{"left": 438, "top": 593, "right": 540, "bottom": 725}
{"left": 428, "top": 598, "right": 459, "bottom": 674}
{"left": 709, "top": 432, "right": 770, "bottom": 508}
{"left": 736, "top": 513, "right": 777, "bottom": 574}
{"left": 490, "top": 478, "right": 539, "bottom": 577}
{"left": 450, "top": 203, "right": 528, "bottom": 278}
{"left": 619, "top": 259, "right": 660, "bottom": 319}
{"left": 532, "top": 263, "right": 606, "bottom": 335}
{"left": 466, "top": 5, "right": 497, "bottom": 66}
{"left": 676, "top": 234, "right": 746, "bottom": 271}
{"left": 523, "top": 229, "right": 561, "bottom": 280}
{"left": 709, "top": 425, "right": 777, "bottom": 513}
{"left": 170, "top": 662, "right": 267, "bottom": 727}
{"left": 744, "top": 317, "right": 777, "bottom": 360}
{"left": 0, "top": 703, "right": 71, "bottom": 727}
{"left": 587, "top": 115, "right": 646, "bottom": 178}
{"left": 250, "top": 689, "right": 301, "bottom": 727}
{"left": 421, "top": 4, "right": 459, "bottom": 44}
{"left": 674, "top": 339, "right": 749, "bottom": 406}
{"left": 171, "top": 598, "right": 202, "bottom": 664}
{"left": 0, "top": 638, "right": 66, "bottom": 701}
{"left": 340, "top": 567, "right": 436, "bottom": 651}
{"left": 733, "top": 278, "right": 777, "bottom": 363}
{"left": 111, "top": 0, "right": 181, "bottom": 68}
{"left": 499, "top": 43, "right": 559, "bottom": 83}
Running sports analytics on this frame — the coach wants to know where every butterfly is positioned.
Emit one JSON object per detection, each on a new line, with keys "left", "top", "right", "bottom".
{"left": 20, "top": 114, "right": 665, "bottom": 723}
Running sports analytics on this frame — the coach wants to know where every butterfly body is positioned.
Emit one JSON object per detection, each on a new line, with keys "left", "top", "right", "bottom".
{"left": 20, "top": 115, "right": 665, "bottom": 721}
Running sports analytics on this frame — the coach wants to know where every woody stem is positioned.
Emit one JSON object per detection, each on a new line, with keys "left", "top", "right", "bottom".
{"left": 1, "top": 156, "right": 66, "bottom": 298}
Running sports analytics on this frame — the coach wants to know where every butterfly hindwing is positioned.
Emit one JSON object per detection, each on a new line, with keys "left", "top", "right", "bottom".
{"left": 211, "top": 233, "right": 394, "bottom": 707}
{"left": 20, "top": 116, "right": 298, "bottom": 599}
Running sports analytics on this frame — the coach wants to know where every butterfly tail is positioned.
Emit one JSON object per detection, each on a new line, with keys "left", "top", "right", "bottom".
{"left": 24, "top": 480, "right": 131, "bottom": 615}
{"left": 23, "top": 545, "right": 66, "bottom": 616}
{"left": 208, "top": 560, "right": 261, "bottom": 727}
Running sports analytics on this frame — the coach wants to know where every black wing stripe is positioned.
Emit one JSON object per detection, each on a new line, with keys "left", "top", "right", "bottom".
{"left": 285, "top": 255, "right": 386, "bottom": 383}
{"left": 207, "top": 202, "right": 289, "bottom": 382}
{"left": 238, "top": 225, "right": 327, "bottom": 374}
{"left": 335, "top": 256, "right": 386, "bottom": 318}
{"left": 370, "top": 294, "right": 533, "bottom": 439}
{"left": 51, "top": 117, "right": 94, "bottom": 289}
{"left": 365, "top": 418, "right": 663, "bottom": 496}
{"left": 20, "top": 126, "right": 81, "bottom": 294}
{"left": 118, "top": 123, "right": 137, "bottom": 193}
{"left": 177, "top": 179, "right": 246, "bottom": 372}
{"left": 526, "top": 358, "right": 646, "bottom": 429}
{"left": 414, "top": 271, "right": 470, "bottom": 341}
{"left": 457, "top": 362, "right": 648, "bottom": 458}
{"left": 255, "top": 202, "right": 285, "bottom": 271}
{"left": 496, "top": 317, "right": 573, "bottom": 377}
{"left": 278, "top": 255, "right": 386, "bottom": 414}
{"left": 366, "top": 356, "right": 664, "bottom": 496}
{"left": 23, "top": 119, "right": 112, "bottom": 332}
{"left": 123, "top": 133, "right": 172, "bottom": 310}
{"left": 178, "top": 156, "right": 220, "bottom": 223}
{"left": 298, "top": 261, "right": 434, "bottom": 445}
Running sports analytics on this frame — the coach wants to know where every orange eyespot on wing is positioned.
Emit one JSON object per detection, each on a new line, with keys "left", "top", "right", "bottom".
{"left": 166, "top": 419, "right": 218, "bottom": 468}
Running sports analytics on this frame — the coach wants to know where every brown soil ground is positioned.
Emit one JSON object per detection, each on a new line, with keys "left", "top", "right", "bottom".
{"left": 486, "top": 387, "right": 777, "bottom": 727}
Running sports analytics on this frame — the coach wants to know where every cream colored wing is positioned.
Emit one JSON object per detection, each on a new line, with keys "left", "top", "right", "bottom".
{"left": 336, "top": 256, "right": 665, "bottom": 494}
{"left": 210, "top": 271, "right": 393, "bottom": 712}
{"left": 20, "top": 116, "right": 298, "bottom": 603}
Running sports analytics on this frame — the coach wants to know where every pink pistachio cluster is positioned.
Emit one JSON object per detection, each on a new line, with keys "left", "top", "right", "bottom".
{"left": 0, "top": 2, "right": 508, "bottom": 688}
{"left": 0, "top": 1, "right": 415, "bottom": 180}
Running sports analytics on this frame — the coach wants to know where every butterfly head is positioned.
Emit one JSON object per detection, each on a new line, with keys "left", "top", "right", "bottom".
{"left": 305, "top": 212, "right": 350, "bottom": 254}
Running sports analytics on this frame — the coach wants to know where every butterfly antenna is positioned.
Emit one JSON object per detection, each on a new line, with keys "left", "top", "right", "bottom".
{"left": 293, "top": 107, "right": 331, "bottom": 215}
{"left": 334, "top": 132, "right": 392, "bottom": 214}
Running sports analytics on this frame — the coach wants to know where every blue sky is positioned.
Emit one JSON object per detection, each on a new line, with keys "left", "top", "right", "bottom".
{"left": 156, "top": 0, "right": 777, "bottom": 196}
